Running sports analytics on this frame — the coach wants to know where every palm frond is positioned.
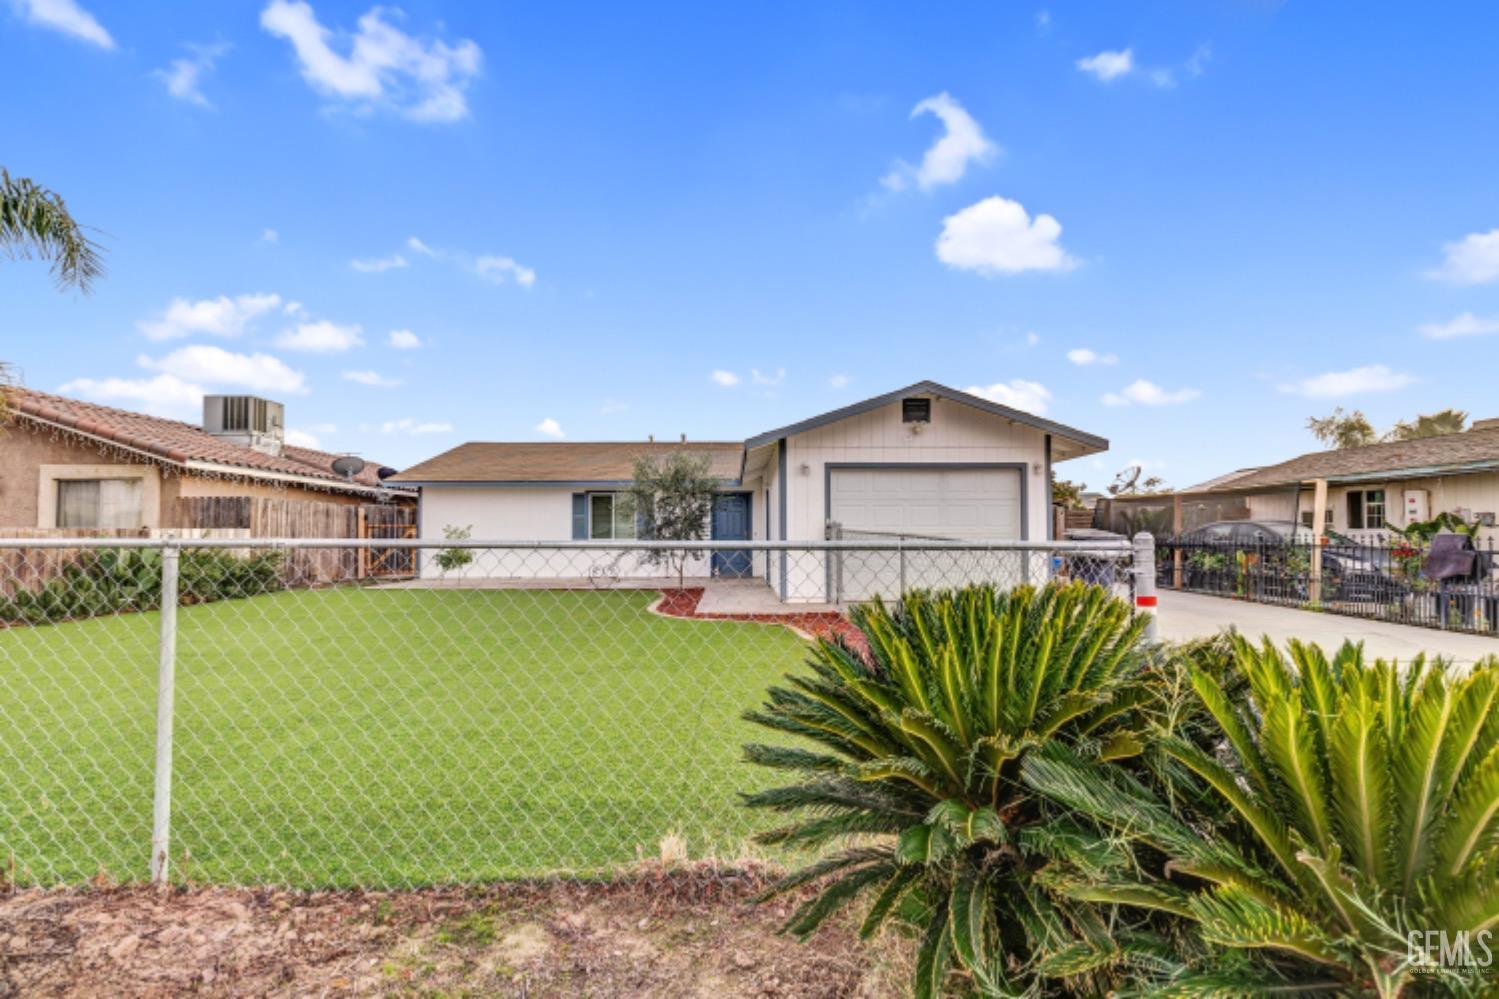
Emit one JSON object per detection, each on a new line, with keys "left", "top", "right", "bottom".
{"left": 0, "top": 169, "right": 104, "bottom": 292}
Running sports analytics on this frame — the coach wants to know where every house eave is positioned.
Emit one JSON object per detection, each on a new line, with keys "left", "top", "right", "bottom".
{"left": 742, "top": 380, "right": 1108, "bottom": 454}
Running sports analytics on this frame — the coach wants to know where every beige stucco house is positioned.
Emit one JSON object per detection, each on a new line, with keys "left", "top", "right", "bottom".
{"left": 1121, "top": 419, "right": 1499, "bottom": 542}
{"left": 1, "top": 386, "right": 414, "bottom": 532}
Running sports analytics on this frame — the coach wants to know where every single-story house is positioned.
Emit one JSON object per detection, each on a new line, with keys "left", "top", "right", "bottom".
{"left": 1104, "top": 418, "right": 1499, "bottom": 543}
{"left": 390, "top": 381, "right": 1108, "bottom": 601}
{"left": 1, "top": 386, "right": 415, "bottom": 532}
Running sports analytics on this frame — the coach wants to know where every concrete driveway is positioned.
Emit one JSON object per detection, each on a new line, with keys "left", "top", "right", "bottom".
{"left": 1157, "top": 591, "right": 1499, "bottom": 665}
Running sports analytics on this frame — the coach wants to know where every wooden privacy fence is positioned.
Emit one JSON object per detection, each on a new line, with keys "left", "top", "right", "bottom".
{"left": 175, "top": 497, "right": 417, "bottom": 586}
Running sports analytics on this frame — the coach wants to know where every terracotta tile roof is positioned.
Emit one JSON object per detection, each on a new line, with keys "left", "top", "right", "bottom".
{"left": 390, "top": 441, "right": 745, "bottom": 483}
{"left": 1207, "top": 428, "right": 1499, "bottom": 492}
{"left": 5, "top": 385, "right": 406, "bottom": 493}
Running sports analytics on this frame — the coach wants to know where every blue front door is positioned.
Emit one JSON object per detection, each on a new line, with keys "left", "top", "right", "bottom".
{"left": 711, "top": 493, "right": 752, "bottom": 577}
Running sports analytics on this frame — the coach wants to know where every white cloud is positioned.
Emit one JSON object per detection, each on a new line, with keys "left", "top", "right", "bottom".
{"left": 406, "top": 235, "right": 437, "bottom": 256}
{"left": 260, "top": 228, "right": 279, "bottom": 244}
{"left": 259, "top": 0, "right": 482, "bottom": 123}
{"left": 964, "top": 379, "right": 1052, "bottom": 415}
{"left": 381, "top": 417, "right": 452, "bottom": 434}
{"left": 751, "top": 367, "right": 786, "bottom": 387}
{"left": 387, "top": 328, "right": 422, "bottom": 349}
{"left": 1076, "top": 49, "right": 1134, "bottom": 82}
{"left": 1035, "top": 9, "right": 1051, "bottom": 31}
{"left": 284, "top": 427, "right": 322, "bottom": 448}
{"left": 57, "top": 373, "right": 204, "bottom": 417}
{"left": 1420, "top": 312, "right": 1499, "bottom": 340}
{"left": 1025, "top": 331, "right": 1040, "bottom": 346}
{"left": 936, "top": 196, "right": 1077, "bottom": 275}
{"left": 139, "top": 345, "right": 308, "bottom": 395}
{"left": 342, "top": 369, "right": 401, "bottom": 387}
{"left": 154, "top": 42, "right": 229, "bottom": 108}
{"left": 534, "top": 417, "right": 565, "bottom": 439}
{"left": 881, "top": 92, "right": 998, "bottom": 193}
{"left": 473, "top": 255, "right": 536, "bottom": 287}
{"left": 1066, "top": 347, "right": 1118, "bottom": 366}
{"left": 350, "top": 253, "right": 407, "bottom": 273}
{"left": 1102, "top": 379, "right": 1201, "bottom": 406}
{"left": 1426, "top": 228, "right": 1499, "bottom": 285}
{"left": 11, "top": 0, "right": 113, "bottom": 49}
{"left": 829, "top": 374, "right": 851, "bottom": 389}
{"left": 1277, "top": 365, "right": 1417, "bottom": 398}
{"left": 1186, "top": 43, "right": 1212, "bottom": 76}
{"left": 137, "top": 292, "right": 283, "bottom": 341}
{"left": 710, "top": 369, "right": 740, "bottom": 387}
{"left": 276, "top": 319, "right": 365, "bottom": 353}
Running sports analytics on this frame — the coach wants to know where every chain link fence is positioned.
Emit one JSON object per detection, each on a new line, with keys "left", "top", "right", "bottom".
{"left": 0, "top": 536, "right": 1136, "bottom": 889}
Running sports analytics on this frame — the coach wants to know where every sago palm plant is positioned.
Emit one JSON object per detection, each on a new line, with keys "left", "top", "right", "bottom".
{"left": 742, "top": 581, "right": 1155, "bottom": 996}
{"left": 1024, "top": 637, "right": 1499, "bottom": 997}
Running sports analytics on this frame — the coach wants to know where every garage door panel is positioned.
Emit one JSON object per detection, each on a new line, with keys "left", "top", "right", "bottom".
{"left": 831, "top": 466, "right": 1025, "bottom": 600}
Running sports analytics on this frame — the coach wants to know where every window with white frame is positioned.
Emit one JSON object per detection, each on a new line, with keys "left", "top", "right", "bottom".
{"left": 1346, "top": 489, "right": 1386, "bottom": 530}
{"left": 588, "top": 492, "right": 638, "bottom": 540}
{"left": 56, "top": 479, "right": 144, "bottom": 529}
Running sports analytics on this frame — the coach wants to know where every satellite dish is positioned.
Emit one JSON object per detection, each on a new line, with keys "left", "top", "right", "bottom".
{"left": 1111, "top": 465, "right": 1142, "bottom": 495}
{"left": 332, "top": 454, "right": 367, "bottom": 481}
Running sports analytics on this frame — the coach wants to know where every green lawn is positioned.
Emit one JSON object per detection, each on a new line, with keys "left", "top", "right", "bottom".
{"left": 0, "top": 587, "right": 810, "bottom": 887}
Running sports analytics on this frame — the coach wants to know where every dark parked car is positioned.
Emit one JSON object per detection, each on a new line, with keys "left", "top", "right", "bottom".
{"left": 1162, "top": 520, "right": 1398, "bottom": 602}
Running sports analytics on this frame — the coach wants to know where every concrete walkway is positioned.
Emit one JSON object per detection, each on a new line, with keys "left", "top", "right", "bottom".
{"left": 1157, "top": 591, "right": 1499, "bottom": 665}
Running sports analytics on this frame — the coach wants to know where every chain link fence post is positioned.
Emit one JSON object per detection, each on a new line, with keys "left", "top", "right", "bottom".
{"left": 150, "top": 539, "right": 181, "bottom": 884}
{"left": 1132, "top": 532, "right": 1159, "bottom": 643}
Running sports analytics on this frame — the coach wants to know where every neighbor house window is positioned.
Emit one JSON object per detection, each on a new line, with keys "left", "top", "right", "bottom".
{"left": 1346, "top": 489, "right": 1386, "bottom": 530}
{"left": 1299, "top": 508, "right": 1334, "bottom": 529}
{"left": 588, "top": 492, "right": 637, "bottom": 540}
{"left": 56, "top": 479, "right": 144, "bottom": 529}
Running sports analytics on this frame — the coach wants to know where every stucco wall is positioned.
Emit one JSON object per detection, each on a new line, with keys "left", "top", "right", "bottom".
{"left": 2, "top": 420, "right": 390, "bottom": 529}
{"left": 0, "top": 422, "right": 161, "bottom": 528}
{"left": 415, "top": 484, "right": 721, "bottom": 581}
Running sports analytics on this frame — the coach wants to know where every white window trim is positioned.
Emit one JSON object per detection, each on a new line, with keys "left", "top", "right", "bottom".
{"left": 37, "top": 464, "right": 160, "bottom": 530}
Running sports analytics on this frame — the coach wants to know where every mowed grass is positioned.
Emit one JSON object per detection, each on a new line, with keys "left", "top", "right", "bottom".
{"left": 0, "top": 587, "right": 811, "bottom": 887}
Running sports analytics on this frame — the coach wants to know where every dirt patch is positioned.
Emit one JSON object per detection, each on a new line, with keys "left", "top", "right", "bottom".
{"left": 654, "top": 588, "right": 868, "bottom": 652}
{"left": 0, "top": 867, "right": 908, "bottom": 997}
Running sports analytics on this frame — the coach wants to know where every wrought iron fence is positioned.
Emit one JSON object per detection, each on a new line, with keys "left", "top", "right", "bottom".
{"left": 1156, "top": 533, "right": 1499, "bottom": 634}
{"left": 0, "top": 535, "right": 1135, "bottom": 889}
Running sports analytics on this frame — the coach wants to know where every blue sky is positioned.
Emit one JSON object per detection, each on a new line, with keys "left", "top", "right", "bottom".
{"left": 4, "top": 1, "right": 1499, "bottom": 487}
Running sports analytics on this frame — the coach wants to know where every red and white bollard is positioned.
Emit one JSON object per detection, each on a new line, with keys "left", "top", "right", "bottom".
{"left": 1132, "top": 532, "right": 1160, "bottom": 643}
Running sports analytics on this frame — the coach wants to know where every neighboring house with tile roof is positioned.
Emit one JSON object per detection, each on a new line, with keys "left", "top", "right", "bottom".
{"left": 392, "top": 380, "right": 1109, "bottom": 599}
{"left": 1109, "top": 418, "right": 1499, "bottom": 541}
{"left": 1, "top": 385, "right": 414, "bottom": 532}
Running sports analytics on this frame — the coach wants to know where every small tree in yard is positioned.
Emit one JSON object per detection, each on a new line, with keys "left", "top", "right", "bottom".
{"left": 630, "top": 450, "right": 718, "bottom": 589}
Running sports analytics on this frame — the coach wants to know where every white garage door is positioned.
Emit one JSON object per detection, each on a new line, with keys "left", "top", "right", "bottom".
{"left": 829, "top": 467, "right": 1022, "bottom": 540}
{"left": 829, "top": 467, "right": 1026, "bottom": 601}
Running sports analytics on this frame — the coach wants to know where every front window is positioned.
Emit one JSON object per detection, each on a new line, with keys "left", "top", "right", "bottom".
{"left": 1346, "top": 489, "right": 1386, "bottom": 530}
{"left": 588, "top": 492, "right": 637, "bottom": 540}
{"left": 56, "top": 478, "right": 144, "bottom": 528}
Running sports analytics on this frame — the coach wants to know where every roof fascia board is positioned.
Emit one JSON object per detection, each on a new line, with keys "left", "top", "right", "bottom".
{"left": 742, "top": 380, "right": 1107, "bottom": 452}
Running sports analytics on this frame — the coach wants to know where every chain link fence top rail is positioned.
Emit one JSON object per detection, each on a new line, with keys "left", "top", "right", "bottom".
{"left": 0, "top": 536, "right": 1135, "bottom": 889}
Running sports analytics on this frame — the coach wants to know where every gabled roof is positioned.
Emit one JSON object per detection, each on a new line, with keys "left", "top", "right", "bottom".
{"left": 5, "top": 385, "right": 408, "bottom": 495}
{"left": 1204, "top": 427, "right": 1499, "bottom": 492}
{"left": 742, "top": 380, "right": 1108, "bottom": 454}
{"left": 390, "top": 440, "right": 744, "bottom": 484}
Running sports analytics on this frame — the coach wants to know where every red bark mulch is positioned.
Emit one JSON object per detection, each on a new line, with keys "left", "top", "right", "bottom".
{"left": 653, "top": 588, "right": 868, "bottom": 652}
